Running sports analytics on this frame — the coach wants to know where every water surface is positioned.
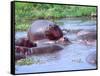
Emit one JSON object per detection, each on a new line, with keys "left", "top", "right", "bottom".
{"left": 15, "top": 17, "right": 97, "bottom": 74}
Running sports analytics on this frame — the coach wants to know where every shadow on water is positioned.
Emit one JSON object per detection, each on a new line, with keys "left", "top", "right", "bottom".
{"left": 15, "top": 17, "right": 97, "bottom": 73}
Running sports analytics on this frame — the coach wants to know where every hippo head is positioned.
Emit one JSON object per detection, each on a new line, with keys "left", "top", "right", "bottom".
{"left": 45, "top": 24, "right": 63, "bottom": 41}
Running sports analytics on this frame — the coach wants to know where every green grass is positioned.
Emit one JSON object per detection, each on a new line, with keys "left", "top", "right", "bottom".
{"left": 15, "top": 23, "right": 30, "bottom": 31}
{"left": 16, "top": 57, "right": 42, "bottom": 65}
{"left": 15, "top": 2, "right": 96, "bottom": 31}
{"left": 16, "top": 58, "right": 33, "bottom": 65}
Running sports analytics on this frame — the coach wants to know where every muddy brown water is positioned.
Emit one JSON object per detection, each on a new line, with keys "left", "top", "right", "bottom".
{"left": 15, "top": 17, "right": 97, "bottom": 74}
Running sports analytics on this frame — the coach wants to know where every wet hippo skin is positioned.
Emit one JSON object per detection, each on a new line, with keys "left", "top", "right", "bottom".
{"left": 77, "top": 30, "right": 97, "bottom": 45}
{"left": 56, "top": 37, "right": 71, "bottom": 45}
{"left": 27, "top": 20, "right": 63, "bottom": 42}
{"left": 15, "top": 37, "right": 37, "bottom": 48}
{"left": 15, "top": 20, "right": 70, "bottom": 60}
{"left": 15, "top": 44, "right": 63, "bottom": 60}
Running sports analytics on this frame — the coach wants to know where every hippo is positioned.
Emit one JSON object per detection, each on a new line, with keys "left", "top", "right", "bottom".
{"left": 86, "top": 52, "right": 97, "bottom": 65}
{"left": 15, "top": 44, "right": 63, "bottom": 61}
{"left": 27, "top": 20, "right": 63, "bottom": 42}
{"left": 56, "top": 37, "right": 71, "bottom": 45}
{"left": 77, "top": 30, "right": 97, "bottom": 45}
{"left": 15, "top": 20, "right": 70, "bottom": 60}
{"left": 15, "top": 37, "right": 37, "bottom": 47}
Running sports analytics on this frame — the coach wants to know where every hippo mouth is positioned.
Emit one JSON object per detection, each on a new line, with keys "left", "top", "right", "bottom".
{"left": 45, "top": 25, "right": 63, "bottom": 41}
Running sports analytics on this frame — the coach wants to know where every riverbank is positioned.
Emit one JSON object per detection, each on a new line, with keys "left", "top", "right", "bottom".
{"left": 15, "top": 2, "right": 97, "bottom": 31}
{"left": 15, "top": 16, "right": 96, "bottom": 31}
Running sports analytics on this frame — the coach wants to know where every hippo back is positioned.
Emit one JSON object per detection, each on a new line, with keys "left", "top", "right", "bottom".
{"left": 28, "top": 20, "right": 63, "bottom": 43}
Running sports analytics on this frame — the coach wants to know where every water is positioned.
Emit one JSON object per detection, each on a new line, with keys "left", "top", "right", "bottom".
{"left": 15, "top": 17, "right": 97, "bottom": 74}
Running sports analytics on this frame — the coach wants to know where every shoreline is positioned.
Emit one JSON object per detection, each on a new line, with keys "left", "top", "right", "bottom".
{"left": 15, "top": 16, "right": 97, "bottom": 31}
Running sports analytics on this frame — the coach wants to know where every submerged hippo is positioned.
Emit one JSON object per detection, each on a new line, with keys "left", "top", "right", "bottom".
{"left": 15, "top": 44, "right": 63, "bottom": 61}
{"left": 15, "top": 20, "right": 70, "bottom": 60}
{"left": 86, "top": 52, "right": 97, "bottom": 65}
{"left": 77, "top": 30, "right": 97, "bottom": 45}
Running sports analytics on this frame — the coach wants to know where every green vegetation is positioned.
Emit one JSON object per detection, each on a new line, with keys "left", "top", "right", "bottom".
{"left": 15, "top": 2, "right": 96, "bottom": 31}
{"left": 16, "top": 58, "right": 33, "bottom": 65}
{"left": 16, "top": 57, "right": 42, "bottom": 65}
